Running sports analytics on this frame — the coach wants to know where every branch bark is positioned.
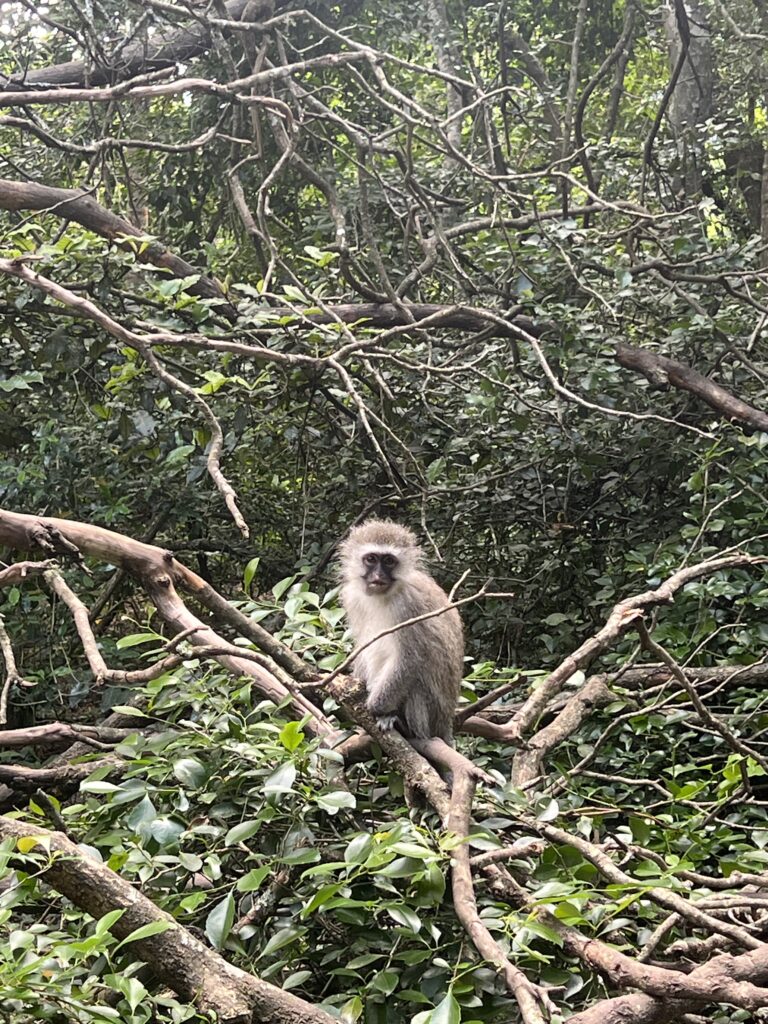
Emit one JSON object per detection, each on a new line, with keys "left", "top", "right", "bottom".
{"left": 0, "top": 178, "right": 234, "bottom": 316}
{"left": 447, "top": 772, "right": 555, "bottom": 1024}
{"left": 508, "top": 550, "right": 768, "bottom": 753}
{"left": 0, "top": 509, "right": 334, "bottom": 736}
{"left": 1, "top": 0, "right": 268, "bottom": 89}
{"left": 616, "top": 342, "right": 768, "bottom": 431}
{"left": 0, "top": 815, "right": 336, "bottom": 1024}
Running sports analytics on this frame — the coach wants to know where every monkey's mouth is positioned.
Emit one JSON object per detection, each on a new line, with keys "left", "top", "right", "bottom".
{"left": 366, "top": 580, "right": 393, "bottom": 592}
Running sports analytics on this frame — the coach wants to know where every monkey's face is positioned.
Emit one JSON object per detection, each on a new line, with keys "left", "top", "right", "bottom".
{"left": 361, "top": 550, "right": 399, "bottom": 595}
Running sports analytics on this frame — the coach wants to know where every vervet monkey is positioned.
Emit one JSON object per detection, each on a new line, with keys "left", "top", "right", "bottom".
{"left": 339, "top": 520, "right": 464, "bottom": 743}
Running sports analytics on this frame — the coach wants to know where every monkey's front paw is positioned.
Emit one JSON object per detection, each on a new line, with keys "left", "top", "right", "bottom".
{"left": 375, "top": 714, "right": 398, "bottom": 732}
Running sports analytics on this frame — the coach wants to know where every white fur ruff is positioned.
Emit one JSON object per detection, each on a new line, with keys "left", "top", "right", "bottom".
{"left": 342, "top": 580, "right": 401, "bottom": 701}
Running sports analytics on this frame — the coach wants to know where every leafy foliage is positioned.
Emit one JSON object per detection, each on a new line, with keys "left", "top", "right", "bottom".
{"left": 3, "top": 0, "right": 768, "bottom": 1020}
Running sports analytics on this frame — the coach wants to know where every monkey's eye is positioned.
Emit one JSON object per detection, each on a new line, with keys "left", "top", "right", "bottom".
{"left": 363, "top": 553, "right": 378, "bottom": 567}
{"left": 381, "top": 554, "right": 397, "bottom": 569}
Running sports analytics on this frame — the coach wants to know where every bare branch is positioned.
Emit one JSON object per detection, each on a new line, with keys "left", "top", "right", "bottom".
{"left": 616, "top": 342, "right": 768, "bottom": 432}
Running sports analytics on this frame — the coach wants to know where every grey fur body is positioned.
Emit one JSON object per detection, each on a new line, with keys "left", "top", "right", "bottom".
{"left": 339, "top": 520, "right": 463, "bottom": 743}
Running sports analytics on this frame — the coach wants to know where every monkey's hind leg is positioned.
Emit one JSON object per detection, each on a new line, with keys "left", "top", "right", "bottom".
{"left": 410, "top": 737, "right": 495, "bottom": 786}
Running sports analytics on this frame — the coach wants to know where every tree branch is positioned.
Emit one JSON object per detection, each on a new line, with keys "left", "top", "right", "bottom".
{"left": 0, "top": 178, "right": 235, "bottom": 317}
{"left": 0, "top": 815, "right": 336, "bottom": 1024}
{"left": 0, "top": 508, "right": 335, "bottom": 736}
{"left": 616, "top": 342, "right": 768, "bottom": 432}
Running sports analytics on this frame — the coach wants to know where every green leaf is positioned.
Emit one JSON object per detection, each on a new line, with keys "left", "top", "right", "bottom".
{"left": 279, "top": 721, "right": 305, "bottom": 751}
{"left": 116, "top": 632, "right": 161, "bottom": 649}
{"left": 114, "top": 919, "right": 173, "bottom": 950}
{"left": 225, "top": 820, "right": 262, "bottom": 845}
{"left": 122, "top": 976, "right": 149, "bottom": 1012}
{"left": 378, "top": 857, "right": 421, "bottom": 878}
{"left": 387, "top": 905, "right": 422, "bottom": 933}
{"left": 205, "top": 892, "right": 235, "bottom": 949}
{"left": 94, "top": 909, "right": 125, "bottom": 936}
{"left": 390, "top": 842, "right": 433, "bottom": 859}
{"left": 81, "top": 780, "right": 121, "bottom": 794}
{"left": 179, "top": 852, "right": 204, "bottom": 872}
{"left": 127, "top": 794, "right": 156, "bottom": 827}
{"left": 165, "top": 444, "right": 195, "bottom": 466}
{"left": 173, "top": 757, "right": 208, "bottom": 788}
{"left": 237, "top": 865, "right": 272, "bottom": 892}
{"left": 339, "top": 995, "right": 363, "bottom": 1022}
{"left": 283, "top": 970, "right": 313, "bottom": 990}
{"left": 280, "top": 847, "right": 321, "bottom": 865}
{"left": 259, "top": 926, "right": 304, "bottom": 958}
{"left": 344, "top": 833, "right": 373, "bottom": 864}
{"left": 149, "top": 816, "right": 184, "bottom": 847}
{"left": 371, "top": 969, "right": 399, "bottom": 995}
{"left": 429, "top": 993, "right": 461, "bottom": 1024}
{"left": 0, "top": 372, "right": 43, "bottom": 392}
{"left": 264, "top": 763, "right": 297, "bottom": 796}
{"left": 243, "top": 556, "right": 260, "bottom": 592}
{"left": 416, "top": 861, "right": 446, "bottom": 903}
{"left": 302, "top": 881, "right": 346, "bottom": 916}
{"left": 15, "top": 834, "right": 49, "bottom": 854}
{"left": 316, "top": 790, "right": 356, "bottom": 814}
{"left": 108, "top": 705, "right": 148, "bottom": 717}
{"left": 537, "top": 799, "right": 559, "bottom": 822}
{"left": 272, "top": 576, "right": 295, "bottom": 600}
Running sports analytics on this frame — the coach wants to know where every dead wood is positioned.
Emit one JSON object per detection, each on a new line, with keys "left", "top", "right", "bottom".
{"left": 0, "top": 723, "right": 132, "bottom": 749}
{"left": 0, "top": 756, "right": 120, "bottom": 791}
{"left": 0, "top": 0, "right": 269, "bottom": 90}
{"left": 447, "top": 772, "right": 555, "bottom": 1024}
{"left": 0, "top": 508, "right": 335, "bottom": 737}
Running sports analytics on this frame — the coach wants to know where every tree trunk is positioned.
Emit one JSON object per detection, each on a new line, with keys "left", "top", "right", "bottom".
{"left": 664, "top": 0, "right": 713, "bottom": 198}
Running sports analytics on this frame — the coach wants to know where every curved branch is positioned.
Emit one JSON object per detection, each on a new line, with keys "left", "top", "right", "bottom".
{"left": 0, "top": 508, "right": 334, "bottom": 735}
{"left": 0, "top": 258, "right": 246, "bottom": 535}
{"left": 0, "top": 178, "right": 235, "bottom": 317}
{"left": 616, "top": 342, "right": 768, "bottom": 432}
{"left": 508, "top": 549, "right": 768, "bottom": 758}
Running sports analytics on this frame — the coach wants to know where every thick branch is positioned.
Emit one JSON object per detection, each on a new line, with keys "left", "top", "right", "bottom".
{"left": 0, "top": 757, "right": 120, "bottom": 790}
{"left": 508, "top": 551, "right": 768, "bottom": 746}
{"left": 508, "top": 676, "right": 615, "bottom": 787}
{"left": 567, "top": 927, "right": 768, "bottom": 1024}
{"left": 448, "top": 772, "right": 554, "bottom": 1024}
{"left": 0, "top": 509, "right": 333, "bottom": 735}
{"left": 616, "top": 343, "right": 768, "bottom": 432}
{"left": 0, "top": 178, "right": 233, "bottom": 315}
{"left": 269, "top": 302, "right": 549, "bottom": 338}
{"left": 0, "top": 722, "right": 132, "bottom": 749}
{"left": 327, "top": 674, "right": 452, "bottom": 814}
{"left": 1, "top": 0, "right": 263, "bottom": 89}
{"left": 0, "top": 816, "right": 335, "bottom": 1024}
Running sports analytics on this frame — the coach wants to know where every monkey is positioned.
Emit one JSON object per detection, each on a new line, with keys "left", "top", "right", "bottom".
{"left": 339, "top": 519, "right": 464, "bottom": 744}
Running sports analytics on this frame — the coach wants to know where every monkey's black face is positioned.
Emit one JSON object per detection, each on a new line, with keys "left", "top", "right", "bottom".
{"left": 361, "top": 551, "right": 398, "bottom": 594}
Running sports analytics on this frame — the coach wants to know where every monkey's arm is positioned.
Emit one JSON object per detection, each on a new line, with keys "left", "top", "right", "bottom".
{"left": 365, "top": 664, "right": 410, "bottom": 724}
